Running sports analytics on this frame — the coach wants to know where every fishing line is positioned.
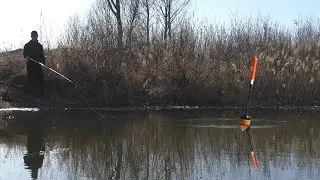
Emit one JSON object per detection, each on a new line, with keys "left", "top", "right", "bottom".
{"left": 27, "top": 57, "right": 105, "bottom": 118}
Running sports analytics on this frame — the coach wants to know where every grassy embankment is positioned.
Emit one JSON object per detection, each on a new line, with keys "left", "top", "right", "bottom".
{"left": 1, "top": 3, "right": 320, "bottom": 108}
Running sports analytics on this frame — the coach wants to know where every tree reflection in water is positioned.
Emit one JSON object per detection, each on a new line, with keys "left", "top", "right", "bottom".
{"left": 0, "top": 109, "right": 320, "bottom": 180}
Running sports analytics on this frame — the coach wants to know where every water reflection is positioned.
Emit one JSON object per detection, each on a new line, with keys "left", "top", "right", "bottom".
{"left": 0, "top": 109, "right": 320, "bottom": 179}
{"left": 23, "top": 113, "right": 45, "bottom": 180}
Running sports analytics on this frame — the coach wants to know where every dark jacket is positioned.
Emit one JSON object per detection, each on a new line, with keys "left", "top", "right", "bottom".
{"left": 23, "top": 40, "right": 45, "bottom": 65}
{"left": 23, "top": 40, "right": 46, "bottom": 96}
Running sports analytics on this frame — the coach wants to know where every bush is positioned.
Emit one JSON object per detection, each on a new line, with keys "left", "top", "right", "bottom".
{"left": 3, "top": 1, "right": 320, "bottom": 107}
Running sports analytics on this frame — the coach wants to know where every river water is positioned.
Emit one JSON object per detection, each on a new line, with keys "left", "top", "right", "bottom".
{"left": 0, "top": 108, "right": 319, "bottom": 180}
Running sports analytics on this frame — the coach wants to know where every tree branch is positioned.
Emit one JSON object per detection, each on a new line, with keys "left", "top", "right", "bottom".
{"left": 106, "top": 0, "right": 117, "bottom": 15}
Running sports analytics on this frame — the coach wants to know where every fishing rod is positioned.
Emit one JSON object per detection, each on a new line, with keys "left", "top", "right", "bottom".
{"left": 240, "top": 56, "right": 259, "bottom": 169}
{"left": 28, "top": 57, "right": 74, "bottom": 84}
{"left": 27, "top": 57, "right": 105, "bottom": 118}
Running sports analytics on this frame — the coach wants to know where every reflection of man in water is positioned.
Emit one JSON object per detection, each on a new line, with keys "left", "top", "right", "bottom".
{"left": 23, "top": 117, "right": 45, "bottom": 180}
{"left": 23, "top": 30, "right": 46, "bottom": 98}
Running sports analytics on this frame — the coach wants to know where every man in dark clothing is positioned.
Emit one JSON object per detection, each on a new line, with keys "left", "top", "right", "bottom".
{"left": 23, "top": 31, "right": 45, "bottom": 98}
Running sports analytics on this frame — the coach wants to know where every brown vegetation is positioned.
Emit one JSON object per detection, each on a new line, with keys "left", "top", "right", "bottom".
{"left": 1, "top": 0, "right": 320, "bottom": 108}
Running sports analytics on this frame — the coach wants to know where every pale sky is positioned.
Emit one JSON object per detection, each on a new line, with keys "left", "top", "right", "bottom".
{"left": 0, "top": 0, "right": 94, "bottom": 51}
{"left": 194, "top": 0, "right": 320, "bottom": 27}
{"left": 1, "top": 0, "right": 320, "bottom": 51}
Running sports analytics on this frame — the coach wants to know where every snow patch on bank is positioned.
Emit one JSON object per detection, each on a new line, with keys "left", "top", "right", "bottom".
{"left": 0, "top": 108, "right": 40, "bottom": 112}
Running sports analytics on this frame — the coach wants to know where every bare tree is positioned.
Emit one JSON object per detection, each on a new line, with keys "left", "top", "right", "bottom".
{"left": 155, "top": 0, "right": 191, "bottom": 41}
{"left": 106, "top": 0, "right": 124, "bottom": 49}
{"left": 141, "top": 0, "right": 156, "bottom": 45}
{"left": 126, "top": 0, "right": 141, "bottom": 47}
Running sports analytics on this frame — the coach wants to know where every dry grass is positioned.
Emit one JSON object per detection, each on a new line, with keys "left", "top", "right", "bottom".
{"left": 55, "top": 12, "right": 320, "bottom": 107}
{"left": 2, "top": 4, "right": 320, "bottom": 107}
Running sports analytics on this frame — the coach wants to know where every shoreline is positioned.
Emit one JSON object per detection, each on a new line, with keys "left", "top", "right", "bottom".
{"left": 1, "top": 102, "right": 320, "bottom": 112}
